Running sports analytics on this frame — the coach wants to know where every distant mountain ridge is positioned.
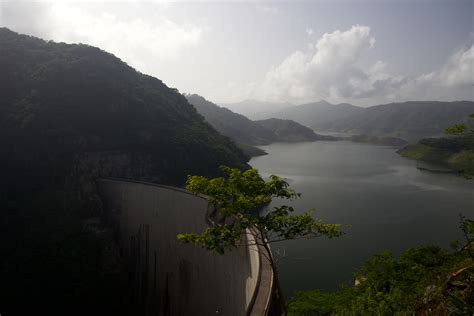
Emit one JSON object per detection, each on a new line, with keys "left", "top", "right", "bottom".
{"left": 265, "top": 100, "right": 364, "bottom": 129}
{"left": 186, "top": 94, "right": 335, "bottom": 156}
{"left": 255, "top": 118, "right": 336, "bottom": 142}
{"left": 220, "top": 99, "right": 293, "bottom": 119}
{"left": 186, "top": 94, "right": 276, "bottom": 146}
{"left": 257, "top": 100, "right": 474, "bottom": 141}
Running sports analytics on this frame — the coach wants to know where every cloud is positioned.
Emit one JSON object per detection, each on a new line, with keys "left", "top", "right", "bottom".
{"left": 256, "top": 25, "right": 377, "bottom": 103}
{"left": 305, "top": 28, "right": 313, "bottom": 36}
{"left": 1, "top": 1, "right": 205, "bottom": 71}
{"left": 255, "top": 4, "right": 280, "bottom": 15}
{"left": 254, "top": 25, "right": 473, "bottom": 105}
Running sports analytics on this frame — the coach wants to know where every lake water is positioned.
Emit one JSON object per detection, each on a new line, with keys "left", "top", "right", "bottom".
{"left": 249, "top": 141, "right": 473, "bottom": 297}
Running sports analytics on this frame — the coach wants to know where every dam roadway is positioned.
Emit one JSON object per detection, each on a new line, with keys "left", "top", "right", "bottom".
{"left": 98, "top": 178, "right": 278, "bottom": 316}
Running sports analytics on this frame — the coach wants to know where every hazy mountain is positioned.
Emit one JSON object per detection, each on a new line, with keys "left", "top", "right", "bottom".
{"left": 255, "top": 118, "right": 336, "bottom": 142}
{"left": 220, "top": 99, "right": 293, "bottom": 119}
{"left": 264, "top": 100, "right": 364, "bottom": 129}
{"left": 265, "top": 100, "right": 474, "bottom": 141}
{"left": 186, "top": 94, "right": 276, "bottom": 146}
{"left": 187, "top": 94, "right": 336, "bottom": 154}
{"left": 320, "top": 101, "right": 474, "bottom": 141}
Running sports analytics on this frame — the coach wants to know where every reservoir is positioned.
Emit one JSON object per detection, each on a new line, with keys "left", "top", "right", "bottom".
{"left": 249, "top": 141, "right": 473, "bottom": 297}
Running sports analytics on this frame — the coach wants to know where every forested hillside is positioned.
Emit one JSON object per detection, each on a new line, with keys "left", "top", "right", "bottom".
{"left": 0, "top": 28, "right": 248, "bottom": 315}
{"left": 186, "top": 94, "right": 276, "bottom": 145}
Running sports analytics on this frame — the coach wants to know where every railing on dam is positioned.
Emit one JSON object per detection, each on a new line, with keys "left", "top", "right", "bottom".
{"left": 97, "top": 178, "right": 276, "bottom": 316}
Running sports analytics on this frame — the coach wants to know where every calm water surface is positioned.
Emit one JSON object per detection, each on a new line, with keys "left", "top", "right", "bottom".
{"left": 249, "top": 141, "right": 473, "bottom": 297}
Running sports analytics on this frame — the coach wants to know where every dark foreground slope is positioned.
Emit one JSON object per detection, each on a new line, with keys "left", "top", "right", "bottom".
{"left": 0, "top": 28, "right": 248, "bottom": 315}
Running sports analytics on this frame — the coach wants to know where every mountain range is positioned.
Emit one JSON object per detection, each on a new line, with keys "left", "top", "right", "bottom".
{"left": 233, "top": 100, "right": 474, "bottom": 141}
{"left": 186, "top": 94, "right": 335, "bottom": 156}
{"left": 220, "top": 99, "right": 293, "bottom": 120}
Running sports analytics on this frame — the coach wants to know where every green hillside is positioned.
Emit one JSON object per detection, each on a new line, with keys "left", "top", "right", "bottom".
{"left": 398, "top": 135, "right": 474, "bottom": 176}
{"left": 186, "top": 94, "right": 276, "bottom": 145}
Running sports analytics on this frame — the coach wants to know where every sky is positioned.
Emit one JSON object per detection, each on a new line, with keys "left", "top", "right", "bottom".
{"left": 1, "top": 0, "right": 473, "bottom": 107}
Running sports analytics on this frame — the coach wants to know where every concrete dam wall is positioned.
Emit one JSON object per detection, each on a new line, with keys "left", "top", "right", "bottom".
{"left": 98, "top": 178, "right": 274, "bottom": 316}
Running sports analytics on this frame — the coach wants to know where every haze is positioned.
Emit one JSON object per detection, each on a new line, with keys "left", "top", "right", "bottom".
{"left": 1, "top": 0, "right": 472, "bottom": 106}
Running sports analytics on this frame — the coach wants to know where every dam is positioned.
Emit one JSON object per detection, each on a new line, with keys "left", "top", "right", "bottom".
{"left": 98, "top": 178, "right": 279, "bottom": 315}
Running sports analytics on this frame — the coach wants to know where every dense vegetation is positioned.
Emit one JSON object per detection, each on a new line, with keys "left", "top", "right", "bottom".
{"left": 288, "top": 218, "right": 474, "bottom": 315}
{"left": 398, "top": 115, "right": 474, "bottom": 177}
{"left": 0, "top": 28, "right": 248, "bottom": 315}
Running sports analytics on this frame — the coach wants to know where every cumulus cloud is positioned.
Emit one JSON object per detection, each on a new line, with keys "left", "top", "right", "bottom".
{"left": 254, "top": 25, "right": 473, "bottom": 105}
{"left": 256, "top": 25, "right": 379, "bottom": 103}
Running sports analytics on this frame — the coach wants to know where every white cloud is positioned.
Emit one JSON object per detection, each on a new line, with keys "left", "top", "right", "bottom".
{"left": 1, "top": 1, "right": 205, "bottom": 72}
{"left": 253, "top": 25, "right": 473, "bottom": 105}
{"left": 256, "top": 25, "right": 377, "bottom": 103}
{"left": 436, "top": 45, "right": 473, "bottom": 86}
{"left": 306, "top": 28, "right": 313, "bottom": 36}
{"left": 255, "top": 4, "right": 280, "bottom": 15}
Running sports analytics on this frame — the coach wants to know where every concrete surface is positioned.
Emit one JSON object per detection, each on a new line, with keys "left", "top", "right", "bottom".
{"left": 98, "top": 178, "right": 273, "bottom": 316}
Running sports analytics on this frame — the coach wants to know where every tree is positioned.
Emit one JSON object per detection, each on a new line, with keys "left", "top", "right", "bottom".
{"left": 444, "top": 113, "right": 474, "bottom": 179}
{"left": 444, "top": 113, "right": 474, "bottom": 135}
{"left": 177, "top": 166, "right": 343, "bottom": 313}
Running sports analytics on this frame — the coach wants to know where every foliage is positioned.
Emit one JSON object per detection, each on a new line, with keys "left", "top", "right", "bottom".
{"left": 399, "top": 113, "right": 474, "bottom": 178}
{"left": 178, "top": 166, "right": 343, "bottom": 255}
{"left": 445, "top": 123, "right": 467, "bottom": 135}
{"left": 288, "top": 243, "right": 473, "bottom": 315}
{"left": 289, "top": 215, "right": 474, "bottom": 315}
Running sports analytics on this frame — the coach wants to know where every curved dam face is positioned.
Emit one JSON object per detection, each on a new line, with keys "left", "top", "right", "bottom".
{"left": 98, "top": 179, "right": 272, "bottom": 316}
